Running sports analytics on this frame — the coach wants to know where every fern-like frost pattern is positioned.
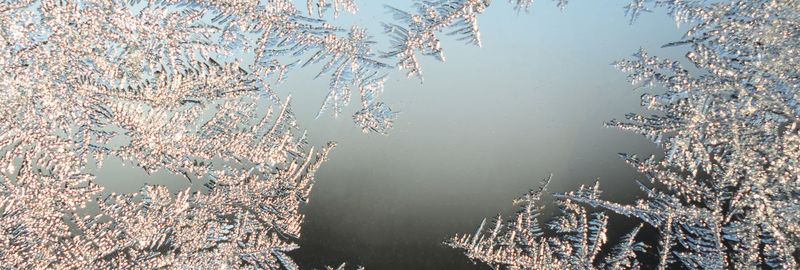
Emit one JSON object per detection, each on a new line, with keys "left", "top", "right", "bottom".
{"left": 449, "top": 0, "right": 799, "bottom": 269}
{"left": 0, "top": 0, "right": 380, "bottom": 268}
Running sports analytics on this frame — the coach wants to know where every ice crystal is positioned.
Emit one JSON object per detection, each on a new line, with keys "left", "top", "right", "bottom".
{"left": 307, "top": 0, "right": 358, "bottom": 19}
{"left": 1, "top": 0, "right": 481, "bottom": 266}
{"left": 446, "top": 176, "right": 648, "bottom": 269}
{"left": 451, "top": 0, "right": 799, "bottom": 269}
{"left": 0, "top": 0, "right": 385, "bottom": 268}
{"left": 326, "top": 263, "right": 365, "bottom": 270}
{"left": 4, "top": 0, "right": 798, "bottom": 268}
{"left": 510, "top": 0, "right": 568, "bottom": 12}
{"left": 383, "top": 0, "right": 490, "bottom": 80}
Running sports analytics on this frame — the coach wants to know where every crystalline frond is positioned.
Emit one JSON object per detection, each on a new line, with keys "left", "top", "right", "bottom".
{"left": 353, "top": 75, "right": 398, "bottom": 134}
{"left": 601, "top": 224, "right": 647, "bottom": 270}
{"left": 0, "top": 0, "right": 350, "bottom": 268}
{"left": 510, "top": 0, "right": 568, "bottom": 12}
{"left": 446, "top": 175, "right": 564, "bottom": 269}
{"left": 326, "top": 263, "right": 366, "bottom": 270}
{"left": 382, "top": 0, "right": 491, "bottom": 79}
{"left": 302, "top": 26, "right": 394, "bottom": 125}
{"left": 622, "top": 0, "right": 705, "bottom": 25}
{"left": 546, "top": 181, "right": 611, "bottom": 269}
{"left": 447, "top": 176, "right": 649, "bottom": 270}
{"left": 600, "top": 0, "right": 800, "bottom": 268}
{"left": 307, "top": 0, "right": 359, "bottom": 18}
{"left": 129, "top": 0, "right": 391, "bottom": 132}
{"left": 449, "top": 0, "right": 798, "bottom": 269}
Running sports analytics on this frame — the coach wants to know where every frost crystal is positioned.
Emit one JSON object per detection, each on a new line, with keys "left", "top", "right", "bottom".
{"left": 451, "top": 0, "right": 799, "bottom": 269}
{"left": 510, "top": 0, "right": 568, "bottom": 12}
{"left": 446, "top": 176, "right": 648, "bottom": 269}
{"left": 383, "top": 0, "right": 490, "bottom": 80}
{"left": 307, "top": 0, "right": 358, "bottom": 19}
{"left": 0, "top": 0, "right": 380, "bottom": 268}
{"left": 1, "top": 0, "right": 488, "bottom": 266}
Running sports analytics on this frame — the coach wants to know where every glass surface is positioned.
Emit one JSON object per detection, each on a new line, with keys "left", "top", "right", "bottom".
{"left": 275, "top": 1, "right": 684, "bottom": 269}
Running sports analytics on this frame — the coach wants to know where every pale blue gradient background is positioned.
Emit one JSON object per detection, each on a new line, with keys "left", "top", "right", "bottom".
{"left": 286, "top": 1, "right": 685, "bottom": 269}
{"left": 97, "top": 1, "right": 688, "bottom": 269}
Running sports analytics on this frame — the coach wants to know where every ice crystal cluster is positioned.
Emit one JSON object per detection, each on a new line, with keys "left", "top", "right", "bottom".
{"left": 448, "top": 176, "right": 647, "bottom": 269}
{"left": 449, "top": 0, "right": 799, "bottom": 269}
{"left": 0, "top": 0, "right": 498, "bottom": 268}
{"left": 3, "top": 0, "right": 797, "bottom": 268}
{"left": 0, "top": 0, "right": 394, "bottom": 268}
{"left": 382, "top": 0, "right": 490, "bottom": 79}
